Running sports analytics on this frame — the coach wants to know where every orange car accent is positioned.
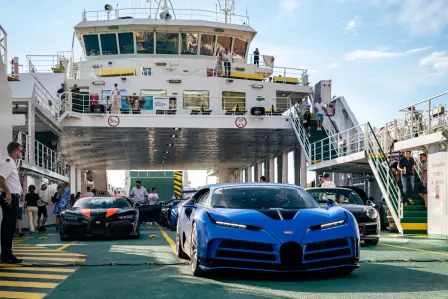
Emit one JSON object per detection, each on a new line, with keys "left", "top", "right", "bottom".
{"left": 106, "top": 208, "right": 118, "bottom": 218}
{"left": 81, "top": 209, "right": 91, "bottom": 218}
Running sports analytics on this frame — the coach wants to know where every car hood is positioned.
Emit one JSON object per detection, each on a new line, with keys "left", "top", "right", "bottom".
{"left": 207, "top": 207, "right": 348, "bottom": 243}
{"left": 66, "top": 208, "right": 134, "bottom": 219}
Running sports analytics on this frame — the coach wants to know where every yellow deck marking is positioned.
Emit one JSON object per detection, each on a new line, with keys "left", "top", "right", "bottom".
{"left": 12, "top": 252, "right": 85, "bottom": 257}
{"left": 0, "top": 272, "right": 68, "bottom": 279}
{"left": 0, "top": 264, "right": 20, "bottom": 267}
{"left": 1, "top": 267, "right": 75, "bottom": 273}
{"left": 0, "top": 291, "right": 46, "bottom": 299}
{"left": 57, "top": 241, "right": 77, "bottom": 251}
{"left": 0, "top": 280, "right": 58, "bottom": 288}
{"left": 14, "top": 256, "right": 86, "bottom": 262}
{"left": 157, "top": 224, "right": 176, "bottom": 253}
{"left": 381, "top": 243, "right": 448, "bottom": 257}
{"left": 13, "top": 249, "right": 68, "bottom": 253}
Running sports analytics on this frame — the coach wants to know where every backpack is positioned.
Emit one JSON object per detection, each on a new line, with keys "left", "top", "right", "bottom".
{"left": 51, "top": 192, "right": 59, "bottom": 204}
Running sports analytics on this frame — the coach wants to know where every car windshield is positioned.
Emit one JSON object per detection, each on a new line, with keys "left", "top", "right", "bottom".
{"left": 307, "top": 189, "right": 364, "bottom": 205}
{"left": 181, "top": 190, "right": 197, "bottom": 200}
{"left": 211, "top": 186, "right": 319, "bottom": 209}
{"left": 74, "top": 197, "right": 132, "bottom": 209}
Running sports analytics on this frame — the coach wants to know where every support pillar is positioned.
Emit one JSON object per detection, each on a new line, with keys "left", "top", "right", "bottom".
{"left": 92, "top": 171, "right": 108, "bottom": 191}
{"left": 28, "top": 97, "right": 36, "bottom": 164}
{"left": 239, "top": 169, "right": 244, "bottom": 182}
{"left": 218, "top": 168, "right": 231, "bottom": 184}
{"left": 70, "top": 166, "right": 77, "bottom": 192}
{"left": 247, "top": 166, "right": 253, "bottom": 183}
{"left": 257, "top": 161, "right": 263, "bottom": 181}
{"left": 294, "top": 148, "right": 307, "bottom": 188}
{"left": 76, "top": 167, "right": 82, "bottom": 194}
{"left": 0, "top": 55, "right": 13, "bottom": 157}
{"left": 281, "top": 152, "right": 288, "bottom": 184}
{"left": 269, "top": 157, "right": 275, "bottom": 183}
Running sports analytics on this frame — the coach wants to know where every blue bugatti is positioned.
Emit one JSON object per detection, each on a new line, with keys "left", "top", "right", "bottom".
{"left": 176, "top": 183, "right": 360, "bottom": 276}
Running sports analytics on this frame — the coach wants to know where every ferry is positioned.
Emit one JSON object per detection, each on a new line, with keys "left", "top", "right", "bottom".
{"left": 0, "top": 0, "right": 447, "bottom": 241}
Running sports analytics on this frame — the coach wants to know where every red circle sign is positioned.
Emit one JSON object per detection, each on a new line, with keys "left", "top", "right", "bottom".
{"left": 235, "top": 117, "right": 247, "bottom": 128}
{"left": 435, "top": 185, "right": 440, "bottom": 199}
{"left": 108, "top": 116, "right": 120, "bottom": 127}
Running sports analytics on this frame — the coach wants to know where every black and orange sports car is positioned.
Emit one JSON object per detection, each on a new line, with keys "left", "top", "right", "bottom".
{"left": 59, "top": 196, "right": 140, "bottom": 241}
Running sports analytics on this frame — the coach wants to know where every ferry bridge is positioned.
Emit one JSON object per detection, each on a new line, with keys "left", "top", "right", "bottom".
{"left": 0, "top": 2, "right": 447, "bottom": 298}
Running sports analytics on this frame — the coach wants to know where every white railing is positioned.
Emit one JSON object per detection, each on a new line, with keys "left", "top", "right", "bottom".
{"left": 26, "top": 52, "right": 73, "bottom": 74}
{"left": 381, "top": 91, "right": 448, "bottom": 142}
{"left": 32, "top": 76, "right": 62, "bottom": 119}
{"left": 0, "top": 25, "right": 7, "bottom": 67}
{"left": 16, "top": 131, "right": 68, "bottom": 176}
{"left": 288, "top": 102, "right": 311, "bottom": 164}
{"left": 246, "top": 54, "right": 274, "bottom": 68}
{"left": 66, "top": 93, "right": 291, "bottom": 117}
{"left": 82, "top": 7, "right": 249, "bottom": 25}
{"left": 412, "top": 151, "right": 425, "bottom": 182}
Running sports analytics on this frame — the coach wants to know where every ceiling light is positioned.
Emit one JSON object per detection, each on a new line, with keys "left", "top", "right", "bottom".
{"left": 164, "top": 156, "right": 167, "bottom": 159}
{"left": 173, "top": 128, "right": 180, "bottom": 131}
{"left": 171, "top": 135, "right": 177, "bottom": 138}
{"left": 167, "top": 144, "right": 173, "bottom": 147}
{"left": 165, "top": 151, "right": 169, "bottom": 154}
{"left": 162, "top": 161, "right": 165, "bottom": 164}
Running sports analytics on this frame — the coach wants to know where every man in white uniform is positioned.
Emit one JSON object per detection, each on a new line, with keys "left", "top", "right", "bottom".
{"left": 0, "top": 142, "right": 24, "bottom": 264}
{"left": 129, "top": 180, "right": 148, "bottom": 205}
{"left": 111, "top": 83, "right": 121, "bottom": 114}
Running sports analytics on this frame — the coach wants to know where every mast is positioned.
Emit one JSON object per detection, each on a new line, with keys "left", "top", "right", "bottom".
{"left": 218, "top": 0, "right": 235, "bottom": 24}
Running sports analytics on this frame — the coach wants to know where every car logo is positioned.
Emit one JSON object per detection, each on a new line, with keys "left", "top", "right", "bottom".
{"left": 284, "top": 231, "right": 293, "bottom": 235}
{"left": 96, "top": 221, "right": 100, "bottom": 224}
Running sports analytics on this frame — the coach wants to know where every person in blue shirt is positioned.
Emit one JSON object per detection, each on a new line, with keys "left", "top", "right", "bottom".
{"left": 53, "top": 182, "right": 72, "bottom": 231}
{"left": 398, "top": 151, "right": 415, "bottom": 205}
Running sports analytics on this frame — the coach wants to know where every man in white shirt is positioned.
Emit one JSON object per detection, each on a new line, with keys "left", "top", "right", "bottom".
{"left": 0, "top": 142, "right": 24, "bottom": 264}
{"left": 321, "top": 174, "right": 336, "bottom": 187}
{"left": 148, "top": 187, "right": 159, "bottom": 205}
{"left": 37, "top": 184, "right": 50, "bottom": 232}
{"left": 111, "top": 83, "right": 121, "bottom": 114}
{"left": 129, "top": 180, "right": 148, "bottom": 205}
{"left": 82, "top": 186, "right": 94, "bottom": 197}
{"left": 314, "top": 98, "right": 325, "bottom": 131}
{"left": 222, "top": 49, "right": 234, "bottom": 78}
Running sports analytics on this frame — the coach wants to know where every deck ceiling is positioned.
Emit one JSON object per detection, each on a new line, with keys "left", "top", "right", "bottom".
{"left": 59, "top": 127, "right": 299, "bottom": 171}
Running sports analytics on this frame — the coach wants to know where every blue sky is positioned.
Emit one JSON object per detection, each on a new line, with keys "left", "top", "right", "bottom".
{"left": 2, "top": 0, "right": 447, "bottom": 188}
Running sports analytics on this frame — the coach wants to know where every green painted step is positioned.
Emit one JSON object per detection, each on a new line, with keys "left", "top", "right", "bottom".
{"left": 404, "top": 211, "right": 427, "bottom": 217}
{"left": 401, "top": 217, "right": 428, "bottom": 223}
{"left": 409, "top": 198, "right": 425, "bottom": 205}
{"left": 403, "top": 230, "right": 427, "bottom": 234}
{"left": 403, "top": 205, "right": 427, "bottom": 211}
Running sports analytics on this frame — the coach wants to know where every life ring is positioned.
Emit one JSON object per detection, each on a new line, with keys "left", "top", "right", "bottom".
{"left": 271, "top": 57, "right": 275, "bottom": 63}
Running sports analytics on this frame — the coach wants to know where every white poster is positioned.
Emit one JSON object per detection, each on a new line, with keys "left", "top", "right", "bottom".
{"left": 153, "top": 97, "right": 169, "bottom": 110}
{"left": 427, "top": 149, "right": 447, "bottom": 239}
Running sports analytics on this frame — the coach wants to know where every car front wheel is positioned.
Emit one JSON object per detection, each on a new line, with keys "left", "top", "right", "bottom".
{"left": 190, "top": 223, "right": 204, "bottom": 276}
{"left": 176, "top": 220, "right": 187, "bottom": 259}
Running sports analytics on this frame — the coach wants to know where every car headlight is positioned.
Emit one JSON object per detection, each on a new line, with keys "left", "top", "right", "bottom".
{"left": 64, "top": 216, "right": 78, "bottom": 221}
{"left": 366, "top": 208, "right": 378, "bottom": 219}
{"left": 319, "top": 219, "right": 345, "bottom": 229}
{"left": 118, "top": 214, "right": 134, "bottom": 220}
{"left": 215, "top": 221, "right": 247, "bottom": 229}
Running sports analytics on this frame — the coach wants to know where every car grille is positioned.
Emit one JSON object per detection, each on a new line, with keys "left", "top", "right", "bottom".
{"left": 91, "top": 218, "right": 106, "bottom": 235}
{"left": 359, "top": 224, "right": 378, "bottom": 235}
{"left": 303, "top": 238, "right": 353, "bottom": 263}
{"left": 214, "top": 240, "right": 276, "bottom": 262}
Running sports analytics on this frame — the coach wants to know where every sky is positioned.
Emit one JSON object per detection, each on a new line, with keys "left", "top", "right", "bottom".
{"left": 2, "top": 0, "right": 447, "bottom": 188}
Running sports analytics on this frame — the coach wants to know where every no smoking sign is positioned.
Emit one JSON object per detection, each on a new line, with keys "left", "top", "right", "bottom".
{"left": 235, "top": 117, "right": 247, "bottom": 128}
{"left": 108, "top": 116, "right": 120, "bottom": 127}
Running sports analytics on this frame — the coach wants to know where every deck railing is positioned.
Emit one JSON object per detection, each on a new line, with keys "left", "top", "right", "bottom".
{"left": 82, "top": 7, "right": 249, "bottom": 25}
{"left": 16, "top": 131, "right": 68, "bottom": 176}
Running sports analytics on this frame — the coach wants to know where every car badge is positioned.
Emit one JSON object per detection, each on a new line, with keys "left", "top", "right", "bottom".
{"left": 284, "top": 231, "right": 293, "bottom": 235}
{"left": 96, "top": 221, "right": 100, "bottom": 224}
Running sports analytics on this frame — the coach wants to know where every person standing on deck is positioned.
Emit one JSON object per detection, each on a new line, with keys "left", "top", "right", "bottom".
{"left": 0, "top": 142, "right": 24, "bottom": 264}
{"left": 314, "top": 98, "right": 325, "bottom": 131}
{"left": 418, "top": 153, "right": 428, "bottom": 207}
{"left": 148, "top": 187, "right": 159, "bottom": 205}
{"left": 222, "top": 49, "right": 234, "bottom": 78}
{"left": 37, "top": 184, "right": 50, "bottom": 231}
{"left": 111, "top": 83, "right": 121, "bottom": 114}
{"left": 398, "top": 151, "right": 415, "bottom": 205}
{"left": 130, "top": 180, "right": 148, "bottom": 205}
{"left": 53, "top": 182, "right": 72, "bottom": 231}
{"left": 253, "top": 48, "right": 260, "bottom": 66}
{"left": 321, "top": 174, "right": 336, "bottom": 187}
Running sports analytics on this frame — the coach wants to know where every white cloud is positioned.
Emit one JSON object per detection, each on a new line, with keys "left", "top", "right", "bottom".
{"left": 344, "top": 16, "right": 362, "bottom": 34}
{"left": 279, "top": 0, "right": 301, "bottom": 11}
{"left": 419, "top": 52, "right": 448, "bottom": 74}
{"left": 345, "top": 47, "right": 431, "bottom": 61}
{"left": 328, "top": 62, "right": 342, "bottom": 69}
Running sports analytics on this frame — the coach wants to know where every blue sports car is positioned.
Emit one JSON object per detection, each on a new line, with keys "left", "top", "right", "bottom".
{"left": 176, "top": 183, "right": 360, "bottom": 276}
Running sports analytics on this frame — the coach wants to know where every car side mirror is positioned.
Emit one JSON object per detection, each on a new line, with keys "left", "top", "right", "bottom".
{"left": 366, "top": 200, "right": 376, "bottom": 207}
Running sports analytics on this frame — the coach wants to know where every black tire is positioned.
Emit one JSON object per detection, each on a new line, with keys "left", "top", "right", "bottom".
{"left": 190, "top": 223, "right": 205, "bottom": 276}
{"left": 131, "top": 223, "right": 141, "bottom": 239}
{"left": 176, "top": 220, "right": 187, "bottom": 259}
{"left": 364, "top": 239, "right": 379, "bottom": 246}
{"left": 59, "top": 223, "right": 70, "bottom": 241}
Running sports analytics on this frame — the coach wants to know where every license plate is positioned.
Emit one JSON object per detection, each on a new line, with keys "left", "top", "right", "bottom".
{"left": 96, "top": 221, "right": 100, "bottom": 224}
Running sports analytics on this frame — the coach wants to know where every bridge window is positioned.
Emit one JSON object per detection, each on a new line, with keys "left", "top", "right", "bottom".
{"left": 183, "top": 90, "right": 209, "bottom": 109}
{"left": 216, "top": 36, "right": 232, "bottom": 55}
{"left": 100, "top": 33, "right": 119, "bottom": 55}
{"left": 222, "top": 91, "right": 246, "bottom": 111}
{"left": 200, "top": 34, "right": 216, "bottom": 56}
{"left": 156, "top": 32, "right": 179, "bottom": 54}
{"left": 118, "top": 32, "right": 134, "bottom": 54}
{"left": 83, "top": 34, "right": 100, "bottom": 56}
{"left": 136, "top": 32, "right": 154, "bottom": 54}
{"left": 233, "top": 38, "right": 248, "bottom": 59}
{"left": 181, "top": 33, "right": 199, "bottom": 55}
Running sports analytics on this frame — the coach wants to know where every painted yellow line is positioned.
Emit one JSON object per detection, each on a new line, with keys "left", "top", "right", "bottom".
{"left": 157, "top": 224, "right": 176, "bottom": 254}
{"left": 14, "top": 256, "right": 86, "bottom": 262}
{"left": 57, "top": 241, "right": 77, "bottom": 251}
{"left": 1, "top": 267, "right": 76, "bottom": 273}
{"left": 0, "top": 264, "right": 20, "bottom": 267}
{"left": 0, "top": 291, "right": 46, "bottom": 299}
{"left": 13, "top": 249, "right": 68, "bottom": 253}
{"left": 12, "top": 252, "right": 86, "bottom": 257}
{"left": 0, "top": 272, "right": 68, "bottom": 279}
{"left": 0, "top": 280, "right": 58, "bottom": 288}
{"left": 381, "top": 243, "right": 448, "bottom": 257}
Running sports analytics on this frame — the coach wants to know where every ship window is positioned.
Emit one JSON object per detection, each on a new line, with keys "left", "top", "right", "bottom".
{"left": 233, "top": 38, "right": 248, "bottom": 59}
{"left": 118, "top": 32, "right": 134, "bottom": 54}
{"left": 181, "top": 33, "right": 199, "bottom": 55}
{"left": 216, "top": 36, "right": 232, "bottom": 55}
{"left": 156, "top": 32, "right": 179, "bottom": 54}
{"left": 183, "top": 91, "right": 209, "bottom": 109}
{"left": 200, "top": 34, "right": 216, "bottom": 56}
{"left": 140, "top": 89, "right": 167, "bottom": 96}
{"left": 136, "top": 32, "right": 154, "bottom": 54}
{"left": 222, "top": 91, "right": 246, "bottom": 111}
{"left": 100, "top": 33, "right": 118, "bottom": 55}
{"left": 83, "top": 35, "right": 100, "bottom": 56}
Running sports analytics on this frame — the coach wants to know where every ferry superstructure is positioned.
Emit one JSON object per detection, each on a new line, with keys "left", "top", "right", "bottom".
{"left": 1, "top": 1, "right": 447, "bottom": 240}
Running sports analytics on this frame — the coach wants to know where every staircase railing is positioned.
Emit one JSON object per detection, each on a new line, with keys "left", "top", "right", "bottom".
{"left": 288, "top": 102, "right": 311, "bottom": 165}
{"left": 32, "top": 75, "right": 62, "bottom": 120}
{"left": 365, "top": 122, "right": 403, "bottom": 235}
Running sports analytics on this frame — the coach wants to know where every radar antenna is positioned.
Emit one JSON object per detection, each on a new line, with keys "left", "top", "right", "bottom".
{"left": 154, "top": 0, "right": 177, "bottom": 20}
{"left": 218, "top": 0, "right": 235, "bottom": 23}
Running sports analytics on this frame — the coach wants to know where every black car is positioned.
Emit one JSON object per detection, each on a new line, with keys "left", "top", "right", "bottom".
{"left": 306, "top": 187, "right": 380, "bottom": 245}
{"left": 60, "top": 196, "right": 140, "bottom": 241}
{"left": 158, "top": 189, "right": 198, "bottom": 230}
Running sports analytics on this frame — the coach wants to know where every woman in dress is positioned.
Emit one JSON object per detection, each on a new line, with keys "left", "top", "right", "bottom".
{"left": 53, "top": 182, "right": 72, "bottom": 231}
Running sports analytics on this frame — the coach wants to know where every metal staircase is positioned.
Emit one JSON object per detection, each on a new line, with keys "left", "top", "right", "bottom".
{"left": 288, "top": 103, "right": 311, "bottom": 165}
